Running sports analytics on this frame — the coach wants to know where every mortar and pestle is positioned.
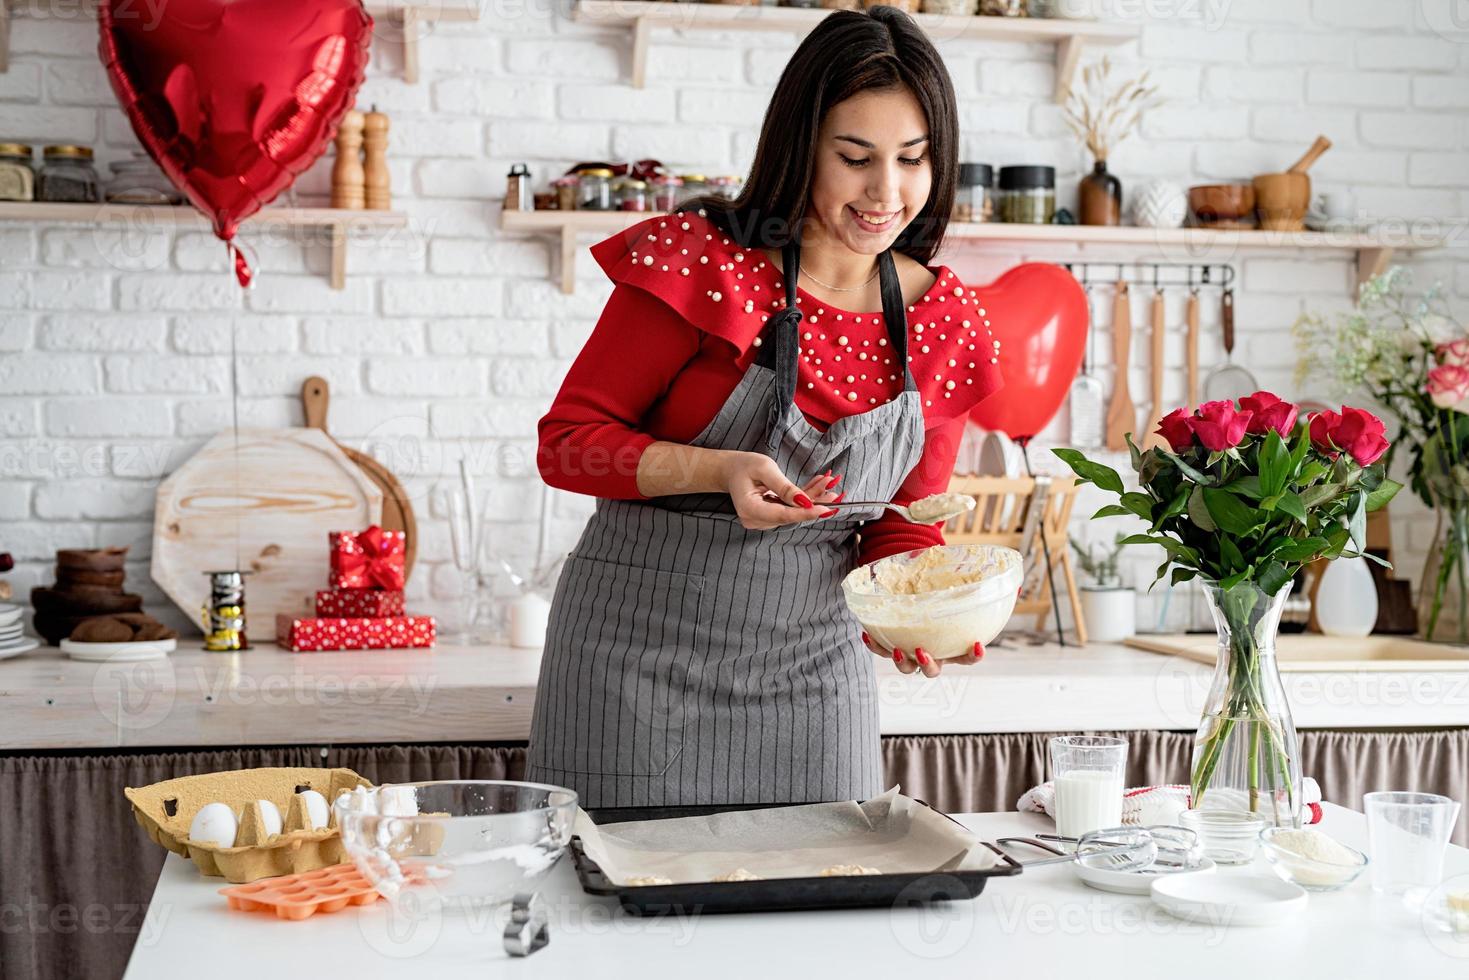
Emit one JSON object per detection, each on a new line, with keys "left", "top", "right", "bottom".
{"left": 1253, "top": 136, "right": 1331, "bottom": 231}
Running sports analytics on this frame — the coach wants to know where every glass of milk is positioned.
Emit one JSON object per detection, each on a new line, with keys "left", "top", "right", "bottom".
{"left": 1049, "top": 736, "right": 1128, "bottom": 838}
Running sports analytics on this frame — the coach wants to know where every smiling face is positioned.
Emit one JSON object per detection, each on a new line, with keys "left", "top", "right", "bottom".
{"left": 807, "top": 85, "right": 934, "bottom": 256}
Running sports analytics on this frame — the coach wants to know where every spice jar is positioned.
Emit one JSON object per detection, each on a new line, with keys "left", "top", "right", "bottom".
{"left": 954, "top": 162, "right": 994, "bottom": 223}
{"left": 0, "top": 143, "right": 35, "bottom": 202}
{"left": 650, "top": 174, "right": 682, "bottom": 212}
{"left": 998, "top": 165, "right": 1056, "bottom": 224}
{"left": 980, "top": 0, "right": 1027, "bottom": 14}
{"left": 552, "top": 175, "right": 579, "bottom": 211}
{"left": 616, "top": 177, "right": 648, "bottom": 212}
{"left": 37, "top": 145, "right": 100, "bottom": 203}
{"left": 577, "top": 167, "right": 614, "bottom": 211}
{"left": 677, "top": 174, "right": 708, "bottom": 206}
{"left": 505, "top": 162, "right": 531, "bottom": 211}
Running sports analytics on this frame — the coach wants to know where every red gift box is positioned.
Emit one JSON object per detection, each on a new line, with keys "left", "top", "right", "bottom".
{"left": 328, "top": 525, "right": 406, "bottom": 590}
{"left": 314, "top": 589, "right": 405, "bottom": 617}
{"left": 275, "top": 613, "right": 436, "bottom": 652}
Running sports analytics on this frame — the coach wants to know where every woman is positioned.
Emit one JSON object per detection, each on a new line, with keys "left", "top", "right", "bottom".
{"left": 527, "top": 6, "right": 1004, "bottom": 808}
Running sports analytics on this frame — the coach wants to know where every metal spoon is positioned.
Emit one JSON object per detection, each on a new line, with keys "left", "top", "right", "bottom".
{"left": 762, "top": 492, "right": 976, "bottom": 524}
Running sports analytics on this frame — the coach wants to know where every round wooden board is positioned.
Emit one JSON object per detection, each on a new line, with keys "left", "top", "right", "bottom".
{"left": 151, "top": 428, "right": 383, "bottom": 635}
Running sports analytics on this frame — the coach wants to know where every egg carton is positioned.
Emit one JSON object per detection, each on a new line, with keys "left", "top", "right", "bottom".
{"left": 125, "top": 767, "right": 372, "bottom": 883}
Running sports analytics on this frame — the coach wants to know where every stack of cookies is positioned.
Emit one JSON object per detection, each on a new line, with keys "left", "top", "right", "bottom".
{"left": 30, "top": 547, "right": 176, "bottom": 646}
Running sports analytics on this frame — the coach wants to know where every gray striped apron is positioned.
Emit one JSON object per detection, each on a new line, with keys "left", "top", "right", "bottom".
{"left": 525, "top": 243, "right": 926, "bottom": 807}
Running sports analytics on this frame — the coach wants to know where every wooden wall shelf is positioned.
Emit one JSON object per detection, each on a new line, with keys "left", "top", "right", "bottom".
{"left": 572, "top": 0, "right": 1140, "bottom": 98}
{"left": 0, "top": 0, "right": 479, "bottom": 82}
{"left": 499, "top": 206, "right": 1453, "bottom": 296}
{"left": 0, "top": 202, "right": 408, "bottom": 289}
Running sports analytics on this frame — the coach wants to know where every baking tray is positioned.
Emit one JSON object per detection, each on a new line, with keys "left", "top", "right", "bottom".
{"left": 572, "top": 800, "right": 1023, "bottom": 915}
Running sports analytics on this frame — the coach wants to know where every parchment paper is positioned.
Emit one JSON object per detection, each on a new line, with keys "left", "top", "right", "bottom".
{"left": 572, "top": 787, "right": 999, "bottom": 885}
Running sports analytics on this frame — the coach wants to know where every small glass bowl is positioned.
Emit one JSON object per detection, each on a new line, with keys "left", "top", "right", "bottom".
{"left": 1258, "top": 827, "right": 1368, "bottom": 892}
{"left": 1178, "top": 809, "right": 1267, "bottom": 866}
{"left": 841, "top": 544, "right": 1022, "bottom": 660}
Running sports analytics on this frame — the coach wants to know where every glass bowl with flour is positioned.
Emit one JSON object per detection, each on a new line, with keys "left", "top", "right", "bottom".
{"left": 842, "top": 544, "right": 1023, "bottom": 660}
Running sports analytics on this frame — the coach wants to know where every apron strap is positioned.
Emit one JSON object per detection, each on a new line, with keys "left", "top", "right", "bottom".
{"left": 759, "top": 242, "right": 915, "bottom": 428}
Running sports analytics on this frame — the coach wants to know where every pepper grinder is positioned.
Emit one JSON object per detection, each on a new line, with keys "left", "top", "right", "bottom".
{"left": 364, "top": 106, "right": 391, "bottom": 211}
{"left": 331, "top": 109, "right": 365, "bottom": 210}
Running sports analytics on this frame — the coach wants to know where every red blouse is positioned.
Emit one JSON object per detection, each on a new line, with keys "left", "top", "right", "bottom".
{"left": 537, "top": 210, "right": 1005, "bottom": 566}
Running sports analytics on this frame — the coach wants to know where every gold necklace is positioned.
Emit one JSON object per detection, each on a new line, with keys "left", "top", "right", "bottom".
{"left": 800, "top": 263, "right": 879, "bottom": 292}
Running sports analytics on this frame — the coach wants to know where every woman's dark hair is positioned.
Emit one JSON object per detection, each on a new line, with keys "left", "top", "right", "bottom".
{"left": 692, "top": 6, "right": 959, "bottom": 264}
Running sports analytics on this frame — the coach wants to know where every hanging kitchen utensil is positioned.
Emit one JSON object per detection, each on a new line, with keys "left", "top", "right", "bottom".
{"left": 1202, "top": 286, "right": 1256, "bottom": 402}
{"left": 1104, "top": 280, "right": 1134, "bottom": 450}
{"left": 1068, "top": 282, "right": 1104, "bottom": 449}
{"left": 1185, "top": 284, "right": 1200, "bottom": 410}
{"left": 301, "top": 376, "right": 417, "bottom": 582}
{"left": 1142, "top": 280, "right": 1167, "bottom": 450}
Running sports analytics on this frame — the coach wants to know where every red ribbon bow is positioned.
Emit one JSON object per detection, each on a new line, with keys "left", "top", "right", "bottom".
{"left": 331, "top": 525, "right": 405, "bottom": 591}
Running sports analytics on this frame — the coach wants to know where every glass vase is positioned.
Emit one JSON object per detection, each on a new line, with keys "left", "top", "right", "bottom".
{"left": 1189, "top": 580, "right": 1303, "bottom": 828}
{"left": 1418, "top": 503, "right": 1469, "bottom": 644}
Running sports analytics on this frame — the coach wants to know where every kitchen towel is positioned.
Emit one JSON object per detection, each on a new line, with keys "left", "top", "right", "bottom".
{"left": 1017, "top": 778, "right": 1325, "bottom": 826}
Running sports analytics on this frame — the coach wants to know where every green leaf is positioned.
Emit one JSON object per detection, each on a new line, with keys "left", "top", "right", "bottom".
{"left": 1119, "top": 534, "right": 1200, "bottom": 568}
{"left": 1203, "top": 487, "right": 1262, "bottom": 536}
{"left": 1164, "top": 451, "right": 1212, "bottom": 486}
{"left": 1365, "top": 478, "right": 1402, "bottom": 513}
{"left": 1125, "top": 431, "right": 1143, "bottom": 473}
{"left": 1220, "top": 534, "right": 1244, "bottom": 573}
{"left": 1187, "top": 484, "right": 1217, "bottom": 532}
{"left": 1274, "top": 536, "right": 1330, "bottom": 562}
{"left": 1258, "top": 560, "right": 1292, "bottom": 598}
{"left": 1223, "top": 475, "right": 1264, "bottom": 500}
{"left": 1091, "top": 505, "right": 1133, "bottom": 519}
{"left": 1348, "top": 490, "right": 1367, "bottom": 552}
{"left": 1171, "top": 566, "right": 1198, "bottom": 587}
{"left": 1119, "top": 491, "right": 1155, "bottom": 521}
{"left": 1220, "top": 570, "right": 1249, "bottom": 590}
{"left": 1301, "top": 482, "right": 1344, "bottom": 509}
{"left": 1153, "top": 487, "right": 1189, "bottom": 530}
{"left": 1053, "top": 448, "right": 1125, "bottom": 494}
{"left": 1261, "top": 429, "right": 1291, "bottom": 498}
{"left": 1261, "top": 493, "right": 1281, "bottom": 511}
{"left": 1276, "top": 491, "right": 1307, "bottom": 524}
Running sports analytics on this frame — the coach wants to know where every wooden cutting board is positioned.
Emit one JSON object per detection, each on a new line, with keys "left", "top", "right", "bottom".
{"left": 1126, "top": 633, "right": 1469, "bottom": 671}
{"left": 300, "top": 376, "right": 417, "bottom": 582}
{"left": 151, "top": 428, "right": 383, "bottom": 636}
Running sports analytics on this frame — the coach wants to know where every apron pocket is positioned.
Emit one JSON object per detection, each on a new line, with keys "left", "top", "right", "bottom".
{"left": 536, "top": 554, "right": 705, "bottom": 778}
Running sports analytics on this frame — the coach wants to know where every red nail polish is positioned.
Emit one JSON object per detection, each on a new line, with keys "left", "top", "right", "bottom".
{"left": 916, "top": 648, "right": 931, "bottom": 666}
{"left": 892, "top": 650, "right": 904, "bottom": 664}
{"left": 827, "top": 474, "right": 842, "bottom": 489}
{"left": 974, "top": 641, "right": 984, "bottom": 660}
{"left": 794, "top": 493, "right": 814, "bottom": 509}
{"left": 832, "top": 492, "right": 846, "bottom": 504}
{"left": 820, "top": 509, "right": 838, "bottom": 519}
{"left": 861, "top": 631, "right": 870, "bottom": 645}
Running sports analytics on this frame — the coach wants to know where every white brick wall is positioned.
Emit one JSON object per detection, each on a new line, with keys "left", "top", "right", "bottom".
{"left": 0, "top": 3, "right": 1466, "bottom": 638}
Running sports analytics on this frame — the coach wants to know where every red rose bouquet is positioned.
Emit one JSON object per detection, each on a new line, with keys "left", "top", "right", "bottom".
{"left": 1055, "top": 392, "right": 1399, "bottom": 825}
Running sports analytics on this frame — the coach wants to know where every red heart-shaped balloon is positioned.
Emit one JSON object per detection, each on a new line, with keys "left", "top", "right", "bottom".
{"left": 99, "top": 0, "right": 371, "bottom": 244}
{"left": 967, "top": 262, "right": 1089, "bottom": 441}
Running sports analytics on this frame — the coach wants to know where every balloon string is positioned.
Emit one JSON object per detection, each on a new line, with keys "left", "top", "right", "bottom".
{"left": 225, "top": 240, "right": 244, "bottom": 575}
{"left": 1016, "top": 436, "right": 1068, "bottom": 648}
{"left": 229, "top": 239, "right": 254, "bottom": 288}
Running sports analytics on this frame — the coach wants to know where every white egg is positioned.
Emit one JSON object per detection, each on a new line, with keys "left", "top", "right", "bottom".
{"left": 188, "top": 802, "right": 237, "bottom": 848}
{"left": 255, "top": 799, "right": 283, "bottom": 837}
{"left": 297, "top": 790, "right": 329, "bottom": 830}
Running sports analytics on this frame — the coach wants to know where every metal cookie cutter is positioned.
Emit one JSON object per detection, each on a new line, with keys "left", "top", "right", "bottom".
{"left": 503, "top": 893, "right": 549, "bottom": 957}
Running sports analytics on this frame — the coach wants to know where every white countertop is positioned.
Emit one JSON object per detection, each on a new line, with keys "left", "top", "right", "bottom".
{"left": 123, "top": 804, "right": 1469, "bottom": 980}
{"left": 4, "top": 636, "right": 1469, "bottom": 750}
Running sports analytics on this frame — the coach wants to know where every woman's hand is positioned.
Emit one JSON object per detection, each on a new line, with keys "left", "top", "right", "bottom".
{"left": 861, "top": 632, "right": 985, "bottom": 679}
{"left": 718, "top": 451, "right": 842, "bottom": 530}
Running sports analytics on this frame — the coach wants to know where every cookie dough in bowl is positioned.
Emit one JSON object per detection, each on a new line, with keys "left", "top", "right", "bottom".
{"left": 842, "top": 545, "right": 1023, "bottom": 660}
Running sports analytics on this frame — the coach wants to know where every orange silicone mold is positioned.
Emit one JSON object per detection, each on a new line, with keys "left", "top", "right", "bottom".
{"left": 219, "top": 863, "right": 382, "bottom": 920}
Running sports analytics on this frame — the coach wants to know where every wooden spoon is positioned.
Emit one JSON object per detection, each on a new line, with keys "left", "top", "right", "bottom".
{"left": 1105, "top": 280, "right": 1134, "bottom": 451}
{"left": 1142, "top": 286, "right": 1167, "bottom": 450}
{"left": 1185, "top": 288, "right": 1200, "bottom": 410}
{"left": 301, "top": 376, "right": 418, "bottom": 582}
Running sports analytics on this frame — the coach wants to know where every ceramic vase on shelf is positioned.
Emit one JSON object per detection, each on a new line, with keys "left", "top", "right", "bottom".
{"left": 1079, "top": 587, "right": 1135, "bottom": 643}
{"left": 1190, "top": 580, "right": 1303, "bottom": 829}
{"left": 1079, "top": 159, "right": 1121, "bottom": 226}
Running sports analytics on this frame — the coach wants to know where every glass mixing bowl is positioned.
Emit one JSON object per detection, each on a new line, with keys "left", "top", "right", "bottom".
{"left": 334, "top": 780, "right": 576, "bottom": 916}
{"left": 842, "top": 544, "right": 1023, "bottom": 660}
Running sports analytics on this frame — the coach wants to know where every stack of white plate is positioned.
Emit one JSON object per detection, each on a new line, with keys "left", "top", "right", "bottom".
{"left": 60, "top": 637, "right": 174, "bottom": 662}
{"left": 0, "top": 604, "right": 39, "bottom": 659}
